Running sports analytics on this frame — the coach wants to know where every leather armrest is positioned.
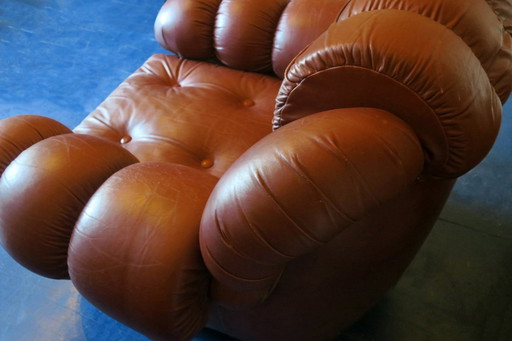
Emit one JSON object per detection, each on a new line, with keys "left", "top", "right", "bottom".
{"left": 335, "top": 0, "right": 512, "bottom": 103}
{"left": 199, "top": 107, "right": 423, "bottom": 308}
{"left": 274, "top": 9, "right": 502, "bottom": 179}
{"left": 0, "top": 133, "right": 138, "bottom": 278}
{"left": 0, "top": 115, "right": 71, "bottom": 176}
{"left": 68, "top": 163, "right": 218, "bottom": 340}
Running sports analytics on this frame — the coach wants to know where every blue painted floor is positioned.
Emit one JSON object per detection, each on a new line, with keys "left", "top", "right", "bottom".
{"left": 0, "top": 1, "right": 511, "bottom": 340}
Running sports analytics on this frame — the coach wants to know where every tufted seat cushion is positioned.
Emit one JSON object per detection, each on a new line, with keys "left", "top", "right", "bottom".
{"left": 74, "top": 54, "right": 282, "bottom": 177}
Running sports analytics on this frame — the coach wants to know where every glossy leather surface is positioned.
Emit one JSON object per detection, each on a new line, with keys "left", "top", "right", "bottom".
{"left": 1, "top": 0, "right": 511, "bottom": 340}
{"left": 154, "top": 0, "right": 351, "bottom": 77}
{"left": 208, "top": 177, "right": 456, "bottom": 341}
{"left": 201, "top": 108, "right": 424, "bottom": 306}
{"left": 0, "top": 132, "right": 139, "bottom": 278}
{"left": 274, "top": 9, "right": 502, "bottom": 178}
{"left": 337, "top": 0, "right": 512, "bottom": 103}
{"left": 69, "top": 163, "right": 218, "bottom": 340}
{"left": 74, "top": 54, "right": 281, "bottom": 177}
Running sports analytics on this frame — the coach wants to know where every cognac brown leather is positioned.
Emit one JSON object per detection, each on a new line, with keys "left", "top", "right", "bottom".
{"left": 1, "top": 0, "right": 511, "bottom": 340}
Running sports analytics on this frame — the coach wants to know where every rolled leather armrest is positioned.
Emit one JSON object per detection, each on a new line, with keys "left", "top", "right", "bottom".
{"left": 0, "top": 116, "right": 142, "bottom": 278}
{"left": 199, "top": 107, "right": 424, "bottom": 307}
{"left": 274, "top": 9, "right": 502, "bottom": 179}
{"left": 335, "top": 0, "right": 512, "bottom": 103}
{"left": 0, "top": 133, "right": 139, "bottom": 278}
{"left": 0, "top": 115, "right": 71, "bottom": 176}
{"left": 68, "top": 162, "right": 218, "bottom": 340}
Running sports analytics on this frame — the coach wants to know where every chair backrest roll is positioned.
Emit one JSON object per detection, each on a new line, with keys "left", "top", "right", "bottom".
{"left": 154, "top": 0, "right": 350, "bottom": 77}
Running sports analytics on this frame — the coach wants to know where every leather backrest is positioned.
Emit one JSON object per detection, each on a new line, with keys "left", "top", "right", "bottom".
{"left": 154, "top": 0, "right": 351, "bottom": 78}
{"left": 155, "top": 0, "right": 512, "bottom": 88}
{"left": 273, "top": 9, "right": 503, "bottom": 178}
{"left": 337, "top": 0, "right": 512, "bottom": 103}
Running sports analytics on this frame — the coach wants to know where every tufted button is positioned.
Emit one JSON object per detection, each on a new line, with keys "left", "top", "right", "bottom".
{"left": 120, "top": 136, "right": 132, "bottom": 144}
{"left": 242, "top": 99, "right": 255, "bottom": 107}
{"left": 200, "top": 159, "right": 214, "bottom": 169}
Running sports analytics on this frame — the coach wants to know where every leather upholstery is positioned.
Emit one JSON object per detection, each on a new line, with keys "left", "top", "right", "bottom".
{"left": 73, "top": 54, "right": 281, "bottom": 177}
{"left": 0, "top": 0, "right": 510, "bottom": 340}
{"left": 69, "top": 162, "right": 217, "bottom": 340}
{"left": 337, "top": 0, "right": 512, "bottom": 103}
{"left": 154, "top": 0, "right": 351, "bottom": 77}
{"left": 274, "top": 9, "right": 502, "bottom": 178}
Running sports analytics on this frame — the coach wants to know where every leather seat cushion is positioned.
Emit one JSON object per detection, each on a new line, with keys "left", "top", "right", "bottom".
{"left": 74, "top": 54, "right": 282, "bottom": 177}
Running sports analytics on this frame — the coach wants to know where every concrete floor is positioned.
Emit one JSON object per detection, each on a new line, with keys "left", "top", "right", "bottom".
{"left": 0, "top": 1, "right": 511, "bottom": 340}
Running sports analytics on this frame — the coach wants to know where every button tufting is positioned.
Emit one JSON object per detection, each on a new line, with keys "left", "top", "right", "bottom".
{"left": 120, "top": 136, "right": 132, "bottom": 144}
{"left": 242, "top": 99, "right": 255, "bottom": 107}
{"left": 200, "top": 159, "right": 214, "bottom": 169}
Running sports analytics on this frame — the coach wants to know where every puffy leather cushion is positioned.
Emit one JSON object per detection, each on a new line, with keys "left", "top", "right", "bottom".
{"left": 154, "top": 0, "right": 351, "bottom": 77}
{"left": 74, "top": 54, "right": 282, "bottom": 178}
{"left": 154, "top": 0, "right": 512, "bottom": 84}
{"left": 200, "top": 108, "right": 424, "bottom": 307}
{"left": 272, "top": 0, "right": 350, "bottom": 77}
{"left": 337, "top": 0, "right": 512, "bottom": 103}
{"left": 274, "top": 10, "right": 502, "bottom": 178}
{"left": 68, "top": 162, "right": 218, "bottom": 340}
{"left": 154, "top": 0, "right": 222, "bottom": 60}
{"left": 213, "top": 0, "right": 291, "bottom": 73}
{"left": 0, "top": 115, "right": 71, "bottom": 176}
{"left": 0, "top": 134, "right": 138, "bottom": 278}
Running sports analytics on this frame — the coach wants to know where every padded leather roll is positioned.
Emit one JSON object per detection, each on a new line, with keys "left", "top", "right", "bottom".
{"left": 200, "top": 108, "right": 424, "bottom": 307}
{"left": 0, "top": 115, "right": 71, "bottom": 176}
{"left": 214, "top": 0, "right": 290, "bottom": 72}
{"left": 155, "top": 0, "right": 352, "bottom": 76}
{"left": 155, "top": 0, "right": 291, "bottom": 73}
{"left": 154, "top": 0, "right": 222, "bottom": 59}
{"left": 0, "top": 134, "right": 138, "bottom": 278}
{"left": 68, "top": 162, "right": 218, "bottom": 341}
{"left": 337, "top": 0, "right": 512, "bottom": 103}
{"left": 274, "top": 9, "right": 502, "bottom": 178}
{"left": 272, "top": 0, "right": 350, "bottom": 77}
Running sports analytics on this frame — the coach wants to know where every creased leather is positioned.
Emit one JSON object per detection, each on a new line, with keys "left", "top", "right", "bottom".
{"left": 274, "top": 10, "right": 502, "bottom": 178}
{"left": 200, "top": 108, "right": 424, "bottom": 307}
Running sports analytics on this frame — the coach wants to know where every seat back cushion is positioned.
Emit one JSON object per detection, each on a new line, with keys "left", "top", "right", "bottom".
{"left": 154, "top": 0, "right": 351, "bottom": 77}
{"left": 155, "top": 0, "right": 512, "bottom": 86}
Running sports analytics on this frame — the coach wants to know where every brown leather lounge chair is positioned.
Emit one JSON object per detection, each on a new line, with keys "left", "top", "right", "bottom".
{"left": 0, "top": 0, "right": 511, "bottom": 340}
